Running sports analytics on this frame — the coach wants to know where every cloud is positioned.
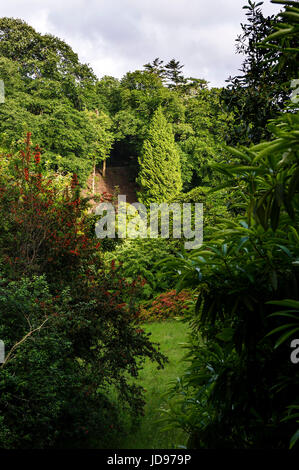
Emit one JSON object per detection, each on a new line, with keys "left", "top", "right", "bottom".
{"left": 0, "top": 0, "right": 282, "bottom": 87}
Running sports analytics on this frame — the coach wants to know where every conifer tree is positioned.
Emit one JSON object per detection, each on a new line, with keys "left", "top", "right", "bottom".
{"left": 137, "top": 107, "right": 182, "bottom": 205}
{"left": 165, "top": 59, "right": 186, "bottom": 87}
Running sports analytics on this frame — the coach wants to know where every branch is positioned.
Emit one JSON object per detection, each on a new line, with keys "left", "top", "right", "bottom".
{"left": 0, "top": 317, "right": 49, "bottom": 369}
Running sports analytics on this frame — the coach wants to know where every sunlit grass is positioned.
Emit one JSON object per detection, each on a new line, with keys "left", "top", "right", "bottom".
{"left": 116, "top": 319, "right": 189, "bottom": 449}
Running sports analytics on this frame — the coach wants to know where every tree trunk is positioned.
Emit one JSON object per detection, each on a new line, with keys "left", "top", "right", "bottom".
{"left": 102, "top": 159, "right": 106, "bottom": 178}
{"left": 92, "top": 162, "right": 96, "bottom": 194}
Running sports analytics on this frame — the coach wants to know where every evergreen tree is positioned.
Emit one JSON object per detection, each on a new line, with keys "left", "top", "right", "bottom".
{"left": 143, "top": 58, "right": 167, "bottom": 80}
{"left": 165, "top": 59, "right": 186, "bottom": 88}
{"left": 137, "top": 107, "right": 182, "bottom": 205}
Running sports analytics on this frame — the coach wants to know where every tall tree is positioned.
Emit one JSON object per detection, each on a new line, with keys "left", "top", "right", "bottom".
{"left": 221, "top": 0, "right": 294, "bottom": 146}
{"left": 143, "top": 58, "right": 167, "bottom": 81}
{"left": 84, "top": 109, "right": 114, "bottom": 189}
{"left": 137, "top": 107, "right": 182, "bottom": 205}
{"left": 0, "top": 18, "right": 106, "bottom": 182}
{"left": 165, "top": 59, "right": 186, "bottom": 88}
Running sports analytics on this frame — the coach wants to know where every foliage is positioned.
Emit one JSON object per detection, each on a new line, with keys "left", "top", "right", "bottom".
{"left": 221, "top": 0, "right": 295, "bottom": 146}
{"left": 111, "top": 320, "right": 189, "bottom": 449}
{"left": 138, "top": 290, "right": 194, "bottom": 323}
{"left": 0, "top": 18, "right": 232, "bottom": 192}
{"left": 0, "top": 18, "right": 111, "bottom": 181}
{"left": 180, "top": 87, "right": 233, "bottom": 190}
{"left": 104, "top": 238, "right": 175, "bottom": 300}
{"left": 173, "top": 185, "right": 233, "bottom": 239}
{"left": 144, "top": 58, "right": 186, "bottom": 88}
{"left": 0, "top": 138, "right": 167, "bottom": 448}
{"left": 137, "top": 107, "right": 182, "bottom": 205}
{"left": 1, "top": 0, "right": 298, "bottom": 451}
{"left": 160, "top": 1, "right": 299, "bottom": 449}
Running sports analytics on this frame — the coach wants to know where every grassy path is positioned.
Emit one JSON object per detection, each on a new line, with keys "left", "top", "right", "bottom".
{"left": 118, "top": 320, "right": 189, "bottom": 449}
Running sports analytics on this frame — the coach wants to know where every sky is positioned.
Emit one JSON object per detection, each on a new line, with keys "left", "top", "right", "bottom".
{"left": 0, "top": 0, "right": 282, "bottom": 87}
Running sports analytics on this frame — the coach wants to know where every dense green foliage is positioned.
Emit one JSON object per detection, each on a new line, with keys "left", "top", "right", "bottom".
{"left": 0, "top": 0, "right": 298, "bottom": 451}
{"left": 138, "top": 107, "right": 182, "bottom": 205}
{"left": 0, "top": 18, "right": 113, "bottom": 181}
{"left": 0, "top": 136, "right": 166, "bottom": 448}
{"left": 221, "top": 0, "right": 296, "bottom": 146}
{"left": 161, "top": 0, "right": 299, "bottom": 449}
{"left": 0, "top": 17, "right": 231, "bottom": 191}
{"left": 104, "top": 238, "right": 175, "bottom": 300}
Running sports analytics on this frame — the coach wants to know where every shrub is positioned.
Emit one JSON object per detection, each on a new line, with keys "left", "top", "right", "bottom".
{"left": 160, "top": 2, "right": 299, "bottom": 448}
{"left": 0, "top": 134, "right": 167, "bottom": 448}
{"left": 104, "top": 238, "right": 176, "bottom": 300}
{"left": 138, "top": 289, "right": 194, "bottom": 323}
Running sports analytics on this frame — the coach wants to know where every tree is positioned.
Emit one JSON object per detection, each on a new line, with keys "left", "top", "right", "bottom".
{"left": 137, "top": 106, "right": 182, "bottom": 205}
{"left": 221, "top": 0, "right": 294, "bottom": 146}
{"left": 84, "top": 109, "right": 114, "bottom": 188}
{"left": 165, "top": 59, "right": 186, "bottom": 88}
{"left": 143, "top": 57, "right": 167, "bottom": 80}
{"left": 0, "top": 19, "right": 110, "bottom": 183}
{"left": 0, "top": 17, "right": 95, "bottom": 86}
{"left": 0, "top": 135, "right": 167, "bottom": 448}
{"left": 161, "top": 0, "right": 299, "bottom": 449}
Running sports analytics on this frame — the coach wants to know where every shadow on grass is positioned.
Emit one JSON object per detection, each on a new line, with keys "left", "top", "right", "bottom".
{"left": 107, "top": 319, "right": 190, "bottom": 449}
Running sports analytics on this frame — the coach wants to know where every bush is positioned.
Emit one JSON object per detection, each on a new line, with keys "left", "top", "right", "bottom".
{"left": 0, "top": 134, "right": 167, "bottom": 448}
{"left": 138, "top": 289, "right": 194, "bottom": 323}
{"left": 104, "top": 238, "right": 176, "bottom": 300}
{"left": 160, "top": 2, "right": 299, "bottom": 447}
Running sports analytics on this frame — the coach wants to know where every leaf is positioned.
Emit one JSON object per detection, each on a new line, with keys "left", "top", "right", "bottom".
{"left": 216, "top": 328, "right": 234, "bottom": 342}
{"left": 282, "top": 11, "right": 299, "bottom": 21}
{"left": 290, "top": 429, "right": 299, "bottom": 450}
{"left": 270, "top": 198, "right": 280, "bottom": 231}
{"left": 267, "top": 323, "right": 298, "bottom": 336}
{"left": 275, "top": 328, "right": 299, "bottom": 348}
{"left": 236, "top": 236, "right": 249, "bottom": 253}
{"left": 269, "top": 311, "right": 299, "bottom": 320}
{"left": 255, "top": 201, "right": 268, "bottom": 230}
{"left": 264, "top": 27, "right": 294, "bottom": 41}
{"left": 289, "top": 226, "right": 299, "bottom": 244}
{"left": 239, "top": 220, "right": 249, "bottom": 229}
{"left": 288, "top": 167, "right": 299, "bottom": 201}
{"left": 225, "top": 145, "right": 252, "bottom": 162}
{"left": 267, "top": 299, "right": 299, "bottom": 309}
{"left": 277, "top": 244, "right": 292, "bottom": 257}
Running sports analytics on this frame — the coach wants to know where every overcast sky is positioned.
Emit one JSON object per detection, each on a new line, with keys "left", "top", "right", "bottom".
{"left": 0, "top": 0, "right": 282, "bottom": 87}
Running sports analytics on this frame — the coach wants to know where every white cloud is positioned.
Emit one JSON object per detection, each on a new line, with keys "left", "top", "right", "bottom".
{"left": 0, "top": 0, "right": 282, "bottom": 87}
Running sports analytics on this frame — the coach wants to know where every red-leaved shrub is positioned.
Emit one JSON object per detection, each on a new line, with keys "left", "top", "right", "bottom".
{"left": 137, "top": 289, "right": 193, "bottom": 322}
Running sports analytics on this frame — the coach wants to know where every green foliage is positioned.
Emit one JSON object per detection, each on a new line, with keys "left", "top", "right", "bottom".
{"left": 113, "top": 320, "right": 189, "bottom": 449}
{"left": 174, "top": 185, "right": 232, "bottom": 239}
{"left": 104, "top": 238, "right": 175, "bottom": 300}
{"left": 221, "top": 0, "right": 296, "bottom": 146}
{"left": 160, "top": 2, "right": 299, "bottom": 449}
{"left": 0, "top": 140, "right": 167, "bottom": 448}
{"left": 0, "top": 17, "right": 95, "bottom": 84}
{"left": 180, "top": 87, "right": 233, "bottom": 190}
{"left": 0, "top": 18, "right": 112, "bottom": 181}
{"left": 1, "top": 1, "right": 297, "bottom": 451}
{"left": 267, "top": 299, "right": 299, "bottom": 348}
{"left": 84, "top": 109, "right": 114, "bottom": 166}
{"left": 137, "top": 107, "right": 182, "bottom": 205}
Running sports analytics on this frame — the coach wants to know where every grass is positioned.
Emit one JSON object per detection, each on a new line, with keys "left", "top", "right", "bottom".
{"left": 116, "top": 319, "right": 189, "bottom": 449}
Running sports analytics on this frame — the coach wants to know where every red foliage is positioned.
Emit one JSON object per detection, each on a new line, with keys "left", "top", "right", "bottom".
{"left": 0, "top": 132, "right": 112, "bottom": 278}
{"left": 137, "top": 289, "right": 193, "bottom": 322}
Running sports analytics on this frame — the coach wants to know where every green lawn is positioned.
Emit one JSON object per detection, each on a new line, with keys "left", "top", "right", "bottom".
{"left": 117, "top": 319, "right": 189, "bottom": 449}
